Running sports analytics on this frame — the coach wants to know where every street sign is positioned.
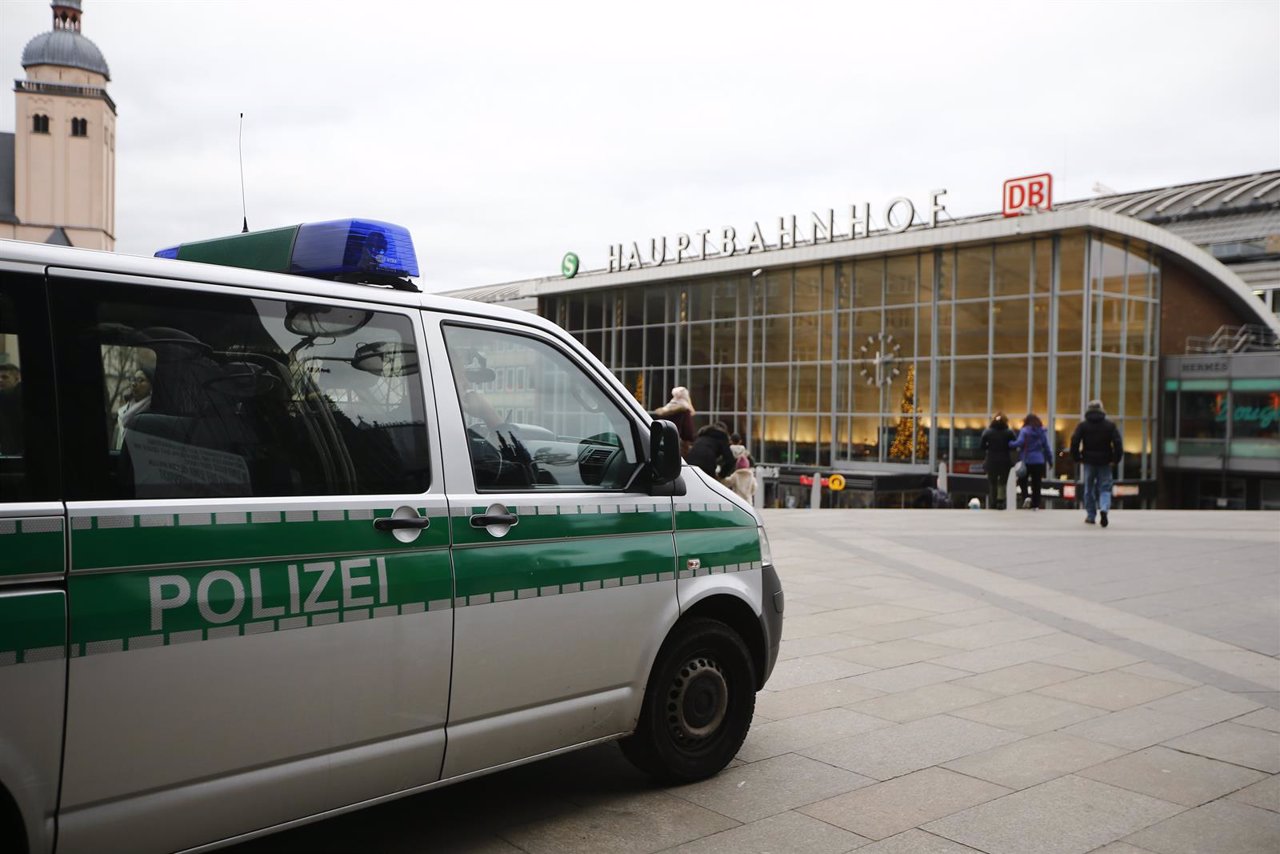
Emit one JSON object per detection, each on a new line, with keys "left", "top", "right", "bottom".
{"left": 828, "top": 473, "right": 846, "bottom": 491}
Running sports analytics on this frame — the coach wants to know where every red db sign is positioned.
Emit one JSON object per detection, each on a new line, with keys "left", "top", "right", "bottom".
{"left": 1003, "top": 173, "right": 1053, "bottom": 217}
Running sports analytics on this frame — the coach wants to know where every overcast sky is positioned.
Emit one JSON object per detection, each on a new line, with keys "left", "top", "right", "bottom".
{"left": 2, "top": 0, "right": 1277, "bottom": 292}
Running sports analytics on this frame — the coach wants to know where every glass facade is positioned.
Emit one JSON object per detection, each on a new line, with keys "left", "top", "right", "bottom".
{"left": 544, "top": 231, "right": 1162, "bottom": 482}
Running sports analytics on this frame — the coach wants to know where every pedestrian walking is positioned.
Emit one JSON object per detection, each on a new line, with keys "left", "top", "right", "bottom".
{"left": 1009, "top": 413, "right": 1052, "bottom": 510}
{"left": 651, "top": 386, "right": 696, "bottom": 458}
{"left": 980, "top": 412, "right": 1016, "bottom": 509}
{"left": 1071, "top": 399, "right": 1123, "bottom": 527}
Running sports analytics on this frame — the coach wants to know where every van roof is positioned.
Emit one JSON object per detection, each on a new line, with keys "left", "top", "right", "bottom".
{"left": 0, "top": 237, "right": 652, "bottom": 424}
{"left": 0, "top": 236, "right": 559, "bottom": 335}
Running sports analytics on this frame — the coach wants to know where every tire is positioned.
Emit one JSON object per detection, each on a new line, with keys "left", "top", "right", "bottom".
{"left": 620, "top": 617, "right": 756, "bottom": 783}
{"left": 0, "top": 786, "right": 27, "bottom": 854}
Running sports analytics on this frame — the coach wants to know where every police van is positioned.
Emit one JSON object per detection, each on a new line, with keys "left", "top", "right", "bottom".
{"left": 0, "top": 220, "right": 783, "bottom": 854}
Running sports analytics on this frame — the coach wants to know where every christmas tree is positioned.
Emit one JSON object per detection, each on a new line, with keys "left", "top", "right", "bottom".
{"left": 889, "top": 365, "right": 928, "bottom": 460}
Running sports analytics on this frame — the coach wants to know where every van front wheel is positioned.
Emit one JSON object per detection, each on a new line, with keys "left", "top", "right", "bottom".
{"left": 621, "top": 618, "right": 756, "bottom": 783}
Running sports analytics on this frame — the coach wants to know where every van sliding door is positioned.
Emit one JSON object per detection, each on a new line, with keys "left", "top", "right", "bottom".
{"left": 0, "top": 265, "right": 65, "bottom": 854}
{"left": 49, "top": 271, "right": 452, "bottom": 854}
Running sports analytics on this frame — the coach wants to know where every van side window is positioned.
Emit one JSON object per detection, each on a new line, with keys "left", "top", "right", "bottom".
{"left": 52, "top": 280, "right": 431, "bottom": 500}
{"left": 442, "top": 324, "right": 640, "bottom": 491}
{"left": 0, "top": 276, "right": 57, "bottom": 502}
{"left": 0, "top": 302, "right": 27, "bottom": 492}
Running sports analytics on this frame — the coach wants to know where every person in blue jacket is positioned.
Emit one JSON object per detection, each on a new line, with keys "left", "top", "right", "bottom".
{"left": 1009, "top": 412, "right": 1052, "bottom": 510}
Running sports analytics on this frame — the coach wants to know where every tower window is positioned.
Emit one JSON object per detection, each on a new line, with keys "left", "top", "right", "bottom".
{"left": 33, "top": 114, "right": 50, "bottom": 134}
{"left": 71, "top": 118, "right": 88, "bottom": 137}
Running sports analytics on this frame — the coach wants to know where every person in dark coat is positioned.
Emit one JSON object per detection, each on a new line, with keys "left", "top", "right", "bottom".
{"left": 686, "top": 421, "right": 736, "bottom": 480}
{"left": 1071, "top": 399, "right": 1124, "bottom": 527}
{"left": 980, "top": 412, "right": 1016, "bottom": 509}
{"left": 1009, "top": 412, "right": 1052, "bottom": 510}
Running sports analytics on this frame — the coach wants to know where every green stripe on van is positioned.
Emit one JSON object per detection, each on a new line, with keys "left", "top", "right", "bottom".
{"left": 71, "top": 509, "right": 447, "bottom": 571}
{"left": 449, "top": 503, "right": 672, "bottom": 547}
{"left": 452, "top": 532, "right": 676, "bottom": 603}
{"left": 0, "top": 518, "right": 64, "bottom": 578}
{"left": 0, "top": 592, "right": 65, "bottom": 664}
{"left": 675, "top": 503, "right": 756, "bottom": 531}
{"left": 676, "top": 527, "right": 763, "bottom": 574}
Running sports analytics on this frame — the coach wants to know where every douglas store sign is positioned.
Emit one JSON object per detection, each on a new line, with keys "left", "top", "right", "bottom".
{"left": 606, "top": 190, "right": 950, "bottom": 273}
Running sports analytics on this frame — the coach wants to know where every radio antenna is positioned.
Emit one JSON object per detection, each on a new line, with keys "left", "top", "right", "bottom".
{"left": 238, "top": 112, "right": 249, "bottom": 233}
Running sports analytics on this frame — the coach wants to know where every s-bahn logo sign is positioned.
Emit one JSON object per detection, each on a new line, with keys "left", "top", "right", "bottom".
{"left": 561, "top": 252, "right": 580, "bottom": 279}
{"left": 607, "top": 190, "right": 949, "bottom": 273}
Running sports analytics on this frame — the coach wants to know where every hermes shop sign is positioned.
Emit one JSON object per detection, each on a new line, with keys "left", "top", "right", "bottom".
{"left": 607, "top": 190, "right": 949, "bottom": 273}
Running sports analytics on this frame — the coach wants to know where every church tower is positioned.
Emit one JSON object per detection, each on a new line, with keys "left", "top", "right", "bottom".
{"left": 9, "top": 0, "right": 116, "bottom": 249}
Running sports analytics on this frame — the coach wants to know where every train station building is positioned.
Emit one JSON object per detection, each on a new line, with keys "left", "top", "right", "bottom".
{"left": 450, "top": 172, "right": 1280, "bottom": 509}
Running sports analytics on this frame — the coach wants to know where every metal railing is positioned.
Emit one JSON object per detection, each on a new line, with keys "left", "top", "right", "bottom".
{"left": 1185, "top": 324, "right": 1280, "bottom": 354}
{"left": 14, "top": 79, "right": 116, "bottom": 112}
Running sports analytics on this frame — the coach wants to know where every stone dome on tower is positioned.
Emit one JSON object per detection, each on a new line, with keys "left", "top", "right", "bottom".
{"left": 21, "top": 1, "right": 111, "bottom": 80}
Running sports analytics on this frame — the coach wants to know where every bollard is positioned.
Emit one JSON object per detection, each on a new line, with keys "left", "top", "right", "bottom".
{"left": 752, "top": 468, "right": 764, "bottom": 512}
{"left": 1006, "top": 468, "right": 1019, "bottom": 510}
{"left": 810, "top": 472, "right": 822, "bottom": 509}
{"left": 937, "top": 461, "right": 948, "bottom": 495}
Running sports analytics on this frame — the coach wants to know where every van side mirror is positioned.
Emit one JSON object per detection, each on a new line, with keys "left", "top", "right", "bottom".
{"left": 648, "top": 420, "right": 683, "bottom": 485}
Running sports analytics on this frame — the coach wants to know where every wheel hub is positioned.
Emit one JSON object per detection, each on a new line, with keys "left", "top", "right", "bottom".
{"left": 666, "top": 656, "right": 728, "bottom": 743}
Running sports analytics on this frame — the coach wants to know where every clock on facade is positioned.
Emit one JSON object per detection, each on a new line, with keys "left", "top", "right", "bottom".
{"left": 859, "top": 332, "right": 901, "bottom": 387}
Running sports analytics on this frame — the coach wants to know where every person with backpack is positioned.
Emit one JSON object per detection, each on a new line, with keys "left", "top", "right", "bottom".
{"left": 1009, "top": 413, "right": 1052, "bottom": 510}
{"left": 1071, "top": 399, "right": 1124, "bottom": 527}
{"left": 723, "top": 432, "right": 756, "bottom": 501}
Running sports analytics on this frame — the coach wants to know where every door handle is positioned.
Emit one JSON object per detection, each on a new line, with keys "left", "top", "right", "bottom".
{"left": 373, "top": 506, "right": 432, "bottom": 543}
{"left": 470, "top": 503, "right": 518, "bottom": 538}
{"left": 470, "top": 512, "right": 518, "bottom": 528}
{"left": 374, "top": 516, "right": 431, "bottom": 531}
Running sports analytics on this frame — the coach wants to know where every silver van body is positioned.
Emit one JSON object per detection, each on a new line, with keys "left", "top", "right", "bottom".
{"left": 0, "top": 238, "right": 782, "bottom": 853}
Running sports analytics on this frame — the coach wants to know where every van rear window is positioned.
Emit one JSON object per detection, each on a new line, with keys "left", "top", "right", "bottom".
{"left": 52, "top": 279, "right": 431, "bottom": 500}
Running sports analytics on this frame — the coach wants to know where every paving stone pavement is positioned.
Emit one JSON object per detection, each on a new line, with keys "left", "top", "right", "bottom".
{"left": 229, "top": 509, "right": 1279, "bottom": 854}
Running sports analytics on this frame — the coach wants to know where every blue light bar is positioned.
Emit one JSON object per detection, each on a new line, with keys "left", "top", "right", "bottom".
{"left": 154, "top": 218, "right": 419, "bottom": 286}
{"left": 291, "top": 219, "right": 419, "bottom": 280}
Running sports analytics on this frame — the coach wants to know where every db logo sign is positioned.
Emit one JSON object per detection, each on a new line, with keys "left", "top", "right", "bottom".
{"left": 1003, "top": 173, "right": 1053, "bottom": 217}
